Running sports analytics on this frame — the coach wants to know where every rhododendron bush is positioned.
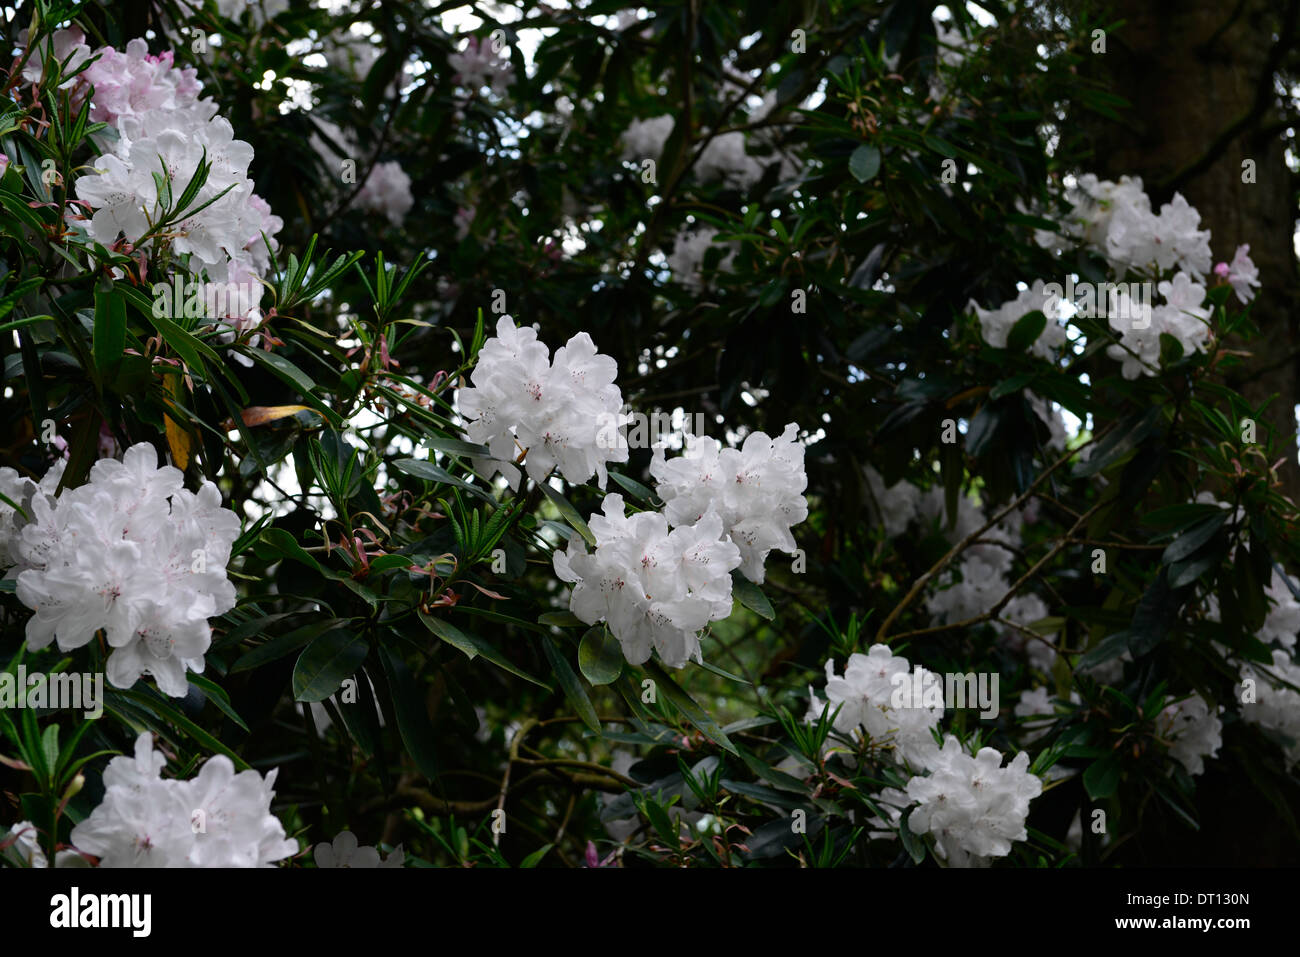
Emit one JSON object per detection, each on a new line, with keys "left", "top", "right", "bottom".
{"left": 2, "top": 0, "right": 1300, "bottom": 877}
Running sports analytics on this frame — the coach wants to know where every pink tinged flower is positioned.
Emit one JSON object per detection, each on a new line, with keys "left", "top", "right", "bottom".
{"left": 1225, "top": 243, "right": 1260, "bottom": 304}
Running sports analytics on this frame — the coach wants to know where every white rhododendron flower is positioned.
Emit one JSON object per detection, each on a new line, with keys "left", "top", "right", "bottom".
{"left": 925, "top": 552, "right": 1009, "bottom": 625}
{"left": 213, "top": 0, "right": 289, "bottom": 26}
{"left": 3, "top": 821, "right": 88, "bottom": 868}
{"left": 862, "top": 466, "right": 924, "bottom": 539}
{"left": 1157, "top": 693, "right": 1223, "bottom": 777}
{"left": 19, "top": 26, "right": 93, "bottom": 88}
{"left": 1042, "top": 174, "right": 1212, "bottom": 279}
{"left": 448, "top": 36, "right": 515, "bottom": 94}
{"left": 1013, "top": 687, "right": 1078, "bottom": 744}
{"left": 805, "top": 644, "right": 944, "bottom": 768}
{"left": 355, "top": 160, "right": 415, "bottom": 226}
{"left": 458, "top": 317, "right": 629, "bottom": 490}
{"left": 12, "top": 443, "right": 240, "bottom": 698}
{"left": 81, "top": 40, "right": 204, "bottom": 126}
{"left": 1217, "top": 243, "right": 1260, "bottom": 304}
{"left": 69, "top": 732, "right": 296, "bottom": 867}
{"left": 1240, "top": 651, "right": 1300, "bottom": 768}
{"left": 905, "top": 735, "right": 1042, "bottom": 867}
{"left": 553, "top": 493, "right": 741, "bottom": 668}
{"left": 968, "top": 279, "right": 1068, "bottom": 360}
{"left": 620, "top": 114, "right": 675, "bottom": 162}
{"left": 666, "top": 227, "right": 738, "bottom": 291}
{"left": 650, "top": 424, "right": 807, "bottom": 583}
{"left": 695, "top": 131, "right": 764, "bottom": 189}
{"left": 0, "top": 460, "right": 65, "bottom": 569}
{"left": 54, "top": 31, "right": 284, "bottom": 322}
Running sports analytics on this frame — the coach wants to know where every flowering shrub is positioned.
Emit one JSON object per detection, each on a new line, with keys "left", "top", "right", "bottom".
{"left": 2, "top": 0, "right": 1300, "bottom": 874}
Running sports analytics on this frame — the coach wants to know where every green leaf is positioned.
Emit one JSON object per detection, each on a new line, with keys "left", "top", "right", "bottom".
{"left": 418, "top": 611, "right": 549, "bottom": 688}
{"left": 990, "top": 372, "right": 1037, "bottom": 400}
{"left": 392, "top": 457, "right": 497, "bottom": 505}
{"left": 92, "top": 288, "right": 126, "bottom": 377}
{"left": 187, "top": 675, "right": 250, "bottom": 731}
{"left": 1083, "top": 753, "right": 1121, "bottom": 800}
{"left": 541, "top": 636, "right": 600, "bottom": 734}
{"left": 40, "top": 724, "right": 59, "bottom": 781}
{"left": 111, "top": 688, "right": 251, "bottom": 771}
{"left": 377, "top": 645, "right": 439, "bottom": 781}
{"left": 1075, "top": 631, "right": 1134, "bottom": 672}
{"left": 538, "top": 482, "right": 596, "bottom": 546}
{"left": 422, "top": 436, "right": 492, "bottom": 458}
{"left": 519, "top": 844, "right": 553, "bottom": 868}
{"left": 731, "top": 572, "right": 775, "bottom": 620}
{"left": 848, "top": 143, "right": 881, "bottom": 182}
{"left": 1161, "top": 511, "right": 1228, "bottom": 565}
{"left": 292, "top": 628, "right": 369, "bottom": 702}
{"left": 1006, "top": 310, "right": 1046, "bottom": 354}
{"left": 231, "top": 619, "right": 348, "bottom": 673}
{"left": 538, "top": 611, "right": 586, "bottom": 628}
{"left": 720, "top": 779, "right": 805, "bottom": 810}
{"left": 258, "top": 527, "right": 330, "bottom": 575}
{"left": 898, "top": 807, "right": 927, "bottom": 864}
{"left": 244, "top": 348, "right": 314, "bottom": 393}
{"left": 643, "top": 660, "right": 738, "bottom": 755}
{"left": 578, "top": 626, "right": 623, "bottom": 686}
{"left": 1072, "top": 407, "right": 1162, "bottom": 478}
{"left": 608, "top": 470, "right": 656, "bottom": 503}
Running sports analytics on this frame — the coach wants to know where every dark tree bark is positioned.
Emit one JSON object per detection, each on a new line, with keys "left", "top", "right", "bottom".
{"left": 1078, "top": 0, "right": 1300, "bottom": 505}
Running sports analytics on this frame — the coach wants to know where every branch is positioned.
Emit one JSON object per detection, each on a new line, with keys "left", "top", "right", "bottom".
{"left": 873, "top": 424, "right": 1115, "bottom": 644}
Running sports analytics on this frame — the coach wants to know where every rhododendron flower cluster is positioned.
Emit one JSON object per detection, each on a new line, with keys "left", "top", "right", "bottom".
{"left": 666, "top": 227, "right": 738, "bottom": 291}
{"left": 1103, "top": 271, "right": 1213, "bottom": 379}
{"left": 968, "top": 279, "right": 1068, "bottom": 360}
{"left": 553, "top": 495, "right": 741, "bottom": 668}
{"left": 62, "top": 34, "right": 283, "bottom": 290}
{"left": 619, "top": 115, "right": 675, "bottom": 162}
{"left": 8, "top": 443, "right": 239, "bottom": 698}
{"left": 309, "top": 118, "right": 415, "bottom": 227}
{"left": 1014, "top": 687, "right": 1078, "bottom": 744}
{"left": 1205, "top": 566, "right": 1300, "bottom": 651}
{"left": 971, "top": 174, "right": 1259, "bottom": 380}
{"left": 619, "top": 115, "right": 767, "bottom": 189}
{"left": 649, "top": 425, "right": 808, "bottom": 584}
{"left": 355, "top": 161, "right": 415, "bottom": 226}
{"left": 903, "top": 735, "right": 1042, "bottom": 867}
{"left": 804, "top": 643, "right": 944, "bottom": 768}
{"left": 458, "top": 317, "right": 629, "bottom": 490}
{"left": 1040, "top": 174, "right": 1213, "bottom": 279}
{"left": 19, "top": 26, "right": 93, "bottom": 89}
{"left": 1157, "top": 693, "right": 1223, "bottom": 777}
{"left": 448, "top": 36, "right": 515, "bottom": 94}
{"left": 1240, "top": 651, "right": 1300, "bottom": 768}
{"left": 68, "top": 732, "right": 296, "bottom": 867}
{"left": 806, "top": 645, "right": 1044, "bottom": 867}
